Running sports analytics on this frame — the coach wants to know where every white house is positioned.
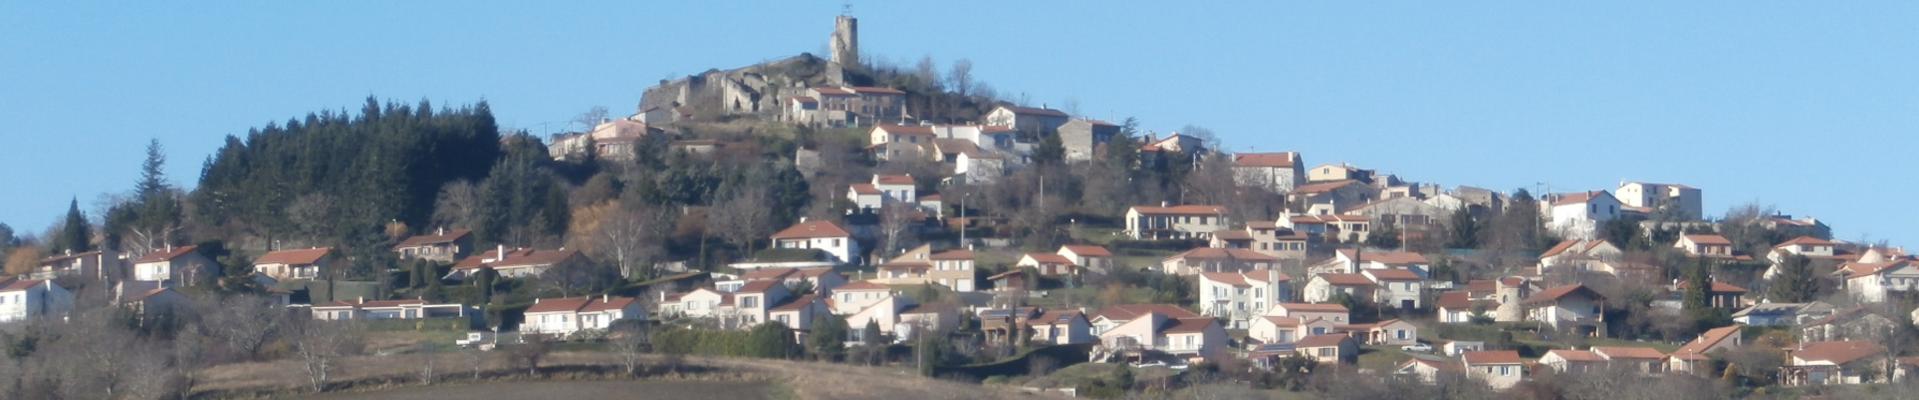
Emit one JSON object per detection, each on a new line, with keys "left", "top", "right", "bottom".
{"left": 1197, "top": 269, "right": 1291, "bottom": 329}
{"left": 446, "top": 247, "right": 585, "bottom": 280}
{"left": 131, "top": 245, "right": 217, "bottom": 285}
{"left": 1838, "top": 260, "right": 1919, "bottom": 303}
{"left": 1364, "top": 268, "right": 1425, "bottom": 309}
{"left": 1537, "top": 239, "right": 1624, "bottom": 274}
{"left": 311, "top": 298, "right": 471, "bottom": 321}
{"left": 1058, "top": 245, "right": 1114, "bottom": 274}
{"left": 1302, "top": 273, "right": 1375, "bottom": 304}
{"left": 1616, "top": 182, "right": 1702, "bottom": 220}
{"left": 1462, "top": 350, "right": 1525, "bottom": 390}
{"left": 253, "top": 247, "right": 334, "bottom": 280}
{"left": 1311, "top": 249, "right": 1431, "bottom": 278}
{"left": 1520, "top": 284, "right": 1607, "bottom": 337}
{"left": 521, "top": 295, "right": 646, "bottom": 336}
{"left": 770, "top": 220, "right": 859, "bottom": 264}
{"left": 1540, "top": 190, "right": 1621, "bottom": 240}
{"left": 983, "top": 105, "right": 1070, "bottom": 136}
{"left": 0, "top": 277, "right": 73, "bottom": 322}
{"left": 1231, "top": 152, "right": 1304, "bottom": 193}
{"left": 829, "top": 280, "right": 895, "bottom": 315}
{"left": 1124, "top": 204, "right": 1229, "bottom": 240}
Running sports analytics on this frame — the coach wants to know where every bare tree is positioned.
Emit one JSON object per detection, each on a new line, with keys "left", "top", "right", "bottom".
{"left": 948, "top": 59, "right": 974, "bottom": 97}
{"left": 592, "top": 201, "right": 665, "bottom": 279}
{"left": 200, "top": 295, "right": 289, "bottom": 361}
{"left": 609, "top": 322, "right": 650, "bottom": 376}
{"left": 285, "top": 192, "right": 337, "bottom": 245}
{"left": 506, "top": 340, "right": 553, "bottom": 377}
{"left": 431, "top": 180, "right": 480, "bottom": 229}
{"left": 572, "top": 106, "right": 610, "bottom": 132}
{"left": 914, "top": 55, "right": 940, "bottom": 89}
{"left": 877, "top": 203, "right": 920, "bottom": 257}
{"left": 711, "top": 187, "right": 775, "bottom": 257}
{"left": 292, "top": 319, "right": 365, "bottom": 392}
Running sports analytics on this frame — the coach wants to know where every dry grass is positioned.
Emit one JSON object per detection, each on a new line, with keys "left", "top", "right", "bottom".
{"left": 288, "top": 381, "right": 774, "bottom": 400}
{"left": 191, "top": 351, "right": 1054, "bottom": 400}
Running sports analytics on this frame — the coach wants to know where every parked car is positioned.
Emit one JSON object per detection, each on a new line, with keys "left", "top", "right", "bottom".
{"left": 1401, "top": 343, "right": 1433, "bottom": 353}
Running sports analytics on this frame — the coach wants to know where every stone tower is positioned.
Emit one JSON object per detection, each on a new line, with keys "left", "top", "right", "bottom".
{"left": 830, "top": 15, "right": 859, "bottom": 68}
{"left": 1493, "top": 276, "right": 1530, "bottom": 322}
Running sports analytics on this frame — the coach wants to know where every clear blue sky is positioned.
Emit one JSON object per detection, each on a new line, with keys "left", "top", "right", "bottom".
{"left": 3, "top": 2, "right": 1915, "bottom": 244}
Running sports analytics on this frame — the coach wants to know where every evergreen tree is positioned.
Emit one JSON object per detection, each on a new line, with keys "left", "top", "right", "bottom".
{"left": 1033, "top": 133, "right": 1065, "bottom": 166}
{"left": 861, "top": 320, "right": 883, "bottom": 347}
{"left": 1682, "top": 258, "right": 1711, "bottom": 311}
{"left": 1366, "top": 220, "right": 1402, "bottom": 250}
{"left": 1768, "top": 254, "right": 1817, "bottom": 303}
{"left": 1445, "top": 207, "right": 1479, "bottom": 249}
{"left": 808, "top": 315, "right": 848, "bottom": 359}
{"left": 52, "top": 198, "right": 92, "bottom": 253}
{"left": 746, "top": 320, "right": 796, "bottom": 359}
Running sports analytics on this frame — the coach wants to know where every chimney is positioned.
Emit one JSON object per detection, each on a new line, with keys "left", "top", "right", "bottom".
{"left": 800, "top": 216, "right": 808, "bottom": 223}
{"left": 437, "top": 226, "right": 445, "bottom": 236}
{"left": 535, "top": 298, "right": 541, "bottom": 304}
{"left": 658, "top": 291, "right": 666, "bottom": 302}
{"left": 603, "top": 294, "right": 610, "bottom": 303}
{"left": 356, "top": 296, "right": 364, "bottom": 304}
{"left": 1161, "top": 201, "right": 1169, "bottom": 208}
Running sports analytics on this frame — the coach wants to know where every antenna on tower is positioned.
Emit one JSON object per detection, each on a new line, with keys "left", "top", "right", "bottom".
{"left": 842, "top": 1, "right": 852, "bottom": 15}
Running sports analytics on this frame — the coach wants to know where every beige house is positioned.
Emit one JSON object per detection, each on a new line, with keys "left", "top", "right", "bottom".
{"left": 1520, "top": 284, "right": 1607, "bottom": 337}
{"left": 1097, "top": 311, "right": 1227, "bottom": 364}
{"left": 1267, "top": 302, "right": 1351, "bottom": 325}
{"left": 875, "top": 245, "right": 976, "bottom": 292}
{"left": 253, "top": 247, "right": 335, "bottom": 280}
{"left": 1462, "top": 350, "right": 1524, "bottom": 390}
{"left": 1057, "top": 245, "right": 1114, "bottom": 274}
{"left": 1669, "top": 325, "right": 1742, "bottom": 374}
{"left": 1301, "top": 273, "right": 1376, "bottom": 304}
{"left": 983, "top": 105, "right": 1070, "bottom": 136}
{"left": 843, "top": 294, "right": 957, "bottom": 342}
{"left": 1124, "top": 204, "right": 1229, "bottom": 240}
{"left": 312, "top": 298, "right": 471, "bottom": 321}
{"left": 1290, "top": 180, "right": 1377, "bottom": 215}
{"left": 392, "top": 228, "right": 473, "bottom": 263}
{"left": 1160, "top": 247, "right": 1278, "bottom": 276}
{"left": 1211, "top": 222, "right": 1310, "bottom": 260}
{"left": 1675, "top": 234, "right": 1744, "bottom": 260}
{"left": 33, "top": 249, "right": 120, "bottom": 281}
{"left": 1281, "top": 213, "right": 1373, "bottom": 242}
{"left": 1056, "top": 119, "right": 1119, "bottom": 162}
{"left": 1537, "top": 239, "right": 1624, "bottom": 275}
{"left": 1016, "top": 253, "right": 1078, "bottom": 276}
{"left": 1311, "top": 249, "right": 1431, "bottom": 278}
{"left": 828, "top": 280, "right": 895, "bottom": 315}
{"left": 521, "top": 296, "right": 645, "bottom": 336}
{"left": 1089, "top": 304, "right": 1199, "bottom": 336}
{"left": 1292, "top": 334, "right": 1358, "bottom": 364}
{"left": 1539, "top": 349, "right": 1605, "bottom": 374}
{"left": 1341, "top": 319, "right": 1418, "bottom": 346}
{"left": 445, "top": 248, "right": 584, "bottom": 280}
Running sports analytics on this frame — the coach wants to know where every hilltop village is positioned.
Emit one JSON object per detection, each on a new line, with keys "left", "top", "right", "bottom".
{"left": 0, "top": 14, "right": 1912, "bottom": 400}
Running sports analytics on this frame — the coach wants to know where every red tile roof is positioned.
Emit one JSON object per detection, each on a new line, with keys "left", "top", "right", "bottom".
{"left": 849, "top": 183, "right": 881, "bottom": 195}
{"left": 770, "top": 220, "right": 852, "bottom": 239}
{"left": 256, "top": 248, "right": 332, "bottom": 265}
{"left": 1549, "top": 190, "right": 1609, "bottom": 206}
{"left": 875, "top": 124, "right": 935, "bottom": 136}
{"left": 1521, "top": 284, "right": 1604, "bottom": 304}
{"left": 1462, "top": 350, "right": 1523, "bottom": 365}
{"left": 1675, "top": 280, "right": 1748, "bottom": 293}
{"left": 1776, "top": 236, "right": 1833, "bottom": 247}
{"left": 1684, "top": 234, "right": 1733, "bottom": 245}
{"left": 834, "top": 280, "right": 889, "bottom": 291}
{"left": 1673, "top": 325, "right": 1741, "bottom": 360}
{"left": 1435, "top": 291, "right": 1474, "bottom": 309}
{"left": 133, "top": 245, "right": 200, "bottom": 263}
{"left": 1023, "top": 253, "right": 1074, "bottom": 265}
{"left": 1794, "top": 340, "right": 1887, "bottom": 365}
{"left": 394, "top": 229, "right": 471, "bottom": 248}
{"left": 1059, "top": 245, "right": 1112, "bottom": 257}
{"left": 1232, "top": 152, "right": 1299, "bottom": 168}
{"left": 811, "top": 87, "right": 854, "bottom": 96}
{"left": 1166, "top": 247, "right": 1280, "bottom": 262}
{"left": 451, "top": 248, "right": 580, "bottom": 270}
{"left": 769, "top": 294, "right": 820, "bottom": 311}
{"left": 849, "top": 86, "right": 905, "bottom": 94}
{"left": 1316, "top": 273, "right": 1375, "bottom": 286}
{"left": 0, "top": 278, "right": 49, "bottom": 292}
{"left": 930, "top": 249, "right": 975, "bottom": 260}
{"left": 1540, "top": 240, "right": 1583, "bottom": 258}
{"left": 1160, "top": 317, "right": 1219, "bottom": 334}
{"left": 874, "top": 174, "right": 916, "bottom": 185}
{"left": 1593, "top": 346, "right": 1666, "bottom": 360}
{"left": 735, "top": 280, "right": 781, "bottom": 294}
{"left": 314, "top": 298, "right": 429, "bottom": 308}
{"left": 1129, "top": 204, "right": 1227, "bottom": 215}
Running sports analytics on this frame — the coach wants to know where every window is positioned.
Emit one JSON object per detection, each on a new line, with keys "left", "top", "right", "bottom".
{"left": 742, "top": 296, "right": 759, "bottom": 308}
{"left": 1498, "top": 366, "right": 1511, "bottom": 376}
{"left": 1396, "top": 330, "right": 1407, "bottom": 339}
{"left": 777, "top": 315, "right": 790, "bottom": 324}
{"left": 1318, "top": 348, "right": 1332, "bottom": 356}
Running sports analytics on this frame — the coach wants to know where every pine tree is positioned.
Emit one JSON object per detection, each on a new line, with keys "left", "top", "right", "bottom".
{"left": 53, "top": 198, "right": 92, "bottom": 253}
{"left": 808, "top": 314, "right": 848, "bottom": 359}
{"left": 1033, "top": 133, "right": 1065, "bottom": 166}
{"left": 1445, "top": 207, "right": 1479, "bottom": 249}
{"left": 1682, "top": 258, "right": 1711, "bottom": 311}
{"left": 1768, "top": 254, "right": 1817, "bottom": 303}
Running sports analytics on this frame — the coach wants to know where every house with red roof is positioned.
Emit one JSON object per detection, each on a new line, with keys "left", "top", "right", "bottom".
{"left": 842, "top": 293, "right": 957, "bottom": 342}
{"left": 0, "top": 277, "right": 72, "bottom": 322}
{"left": 1097, "top": 309, "right": 1227, "bottom": 364}
{"left": 980, "top": 307, "right": 1095, "bottom": 346}
{"left": 445, "top": 247, "right": 585, "bottom": 280}
{"left": 1265, "top": 303, "right": 1352, "bottom": 333}
{"left": 1306, "top": 163, "right": 1375, "bottom": 183}
{"left": 718, "top": 266, "right": 846, "bottom": 294}
{"left": 1836, "top": 259, "right": 1919, "bottom": 303}
{"left": 1302, "top": 273, "right": 1378, "bottom": 304}
{"left": 1393, "top": 355, "right": 1465, "bottom": 384}
{"left": 1057, "top": 245, "right": 1114, "bottom": 273}
{"left": 1231, "top": 152, "right": 1305, "bottom": 193}
{"left": 1591, "top": 346, "right": 1667, "bottom": 373}
{"left": 114, "top": 283, "right": 188, "bottom": 323}
{"left": 1435, "top": 291, "right": 1496, "bottom": 323}
{"left": 1289, "top": 180, "right": 1378, "bottom": 217}
{"left": 1783, "top": 340, "right": 1890, "bottom": 386}
{"left": 771, "top": 219, "right": 858, "bottom": 264}
{"left": 1539, "top": 349, "right": 1606, "bottom": 374}
{"left": 1089, "top": 304, "right": 1201, "bottom": 335}
{"left": 1196, "top": 269, "right": 1290, "bottom": 328}
{"left": 1338, "top": 318, "right": 1418, "bottom": 346}
{"left": 1675, "top": 234, "right": 1748, "bottom": 260}
{"left": 788, "top": 86, "right": 905, "bottom": 127}
{"left": 1669, "top": 325, "right": 1742, "bottom": 374}
{"left": 1291, "top": 334, "right": 1358, "bottom": 364}
{"left": 253, "top": 247, "right": 337, "bottom": 280}
{"left": 131, "top": 245, "right": 215, "bottom": 284}
{"left": 1016, "top": 252, "right": 1078, "bottom": 276}
{"left": 1312, "top": 248, "right": 1431, "bottom": 278}
{"left": 392, "top": 228, "right": 473, "bottom": 263}
{"left": 1520, "top": 284, "right": 1607, "bottom": 337}
{"left": 828, "top": 280, "right": 895, "bottom": 315}
{"left": 521, "top": 295, "right": 645, "bottom": 336}
{"left": 1279, "top": 212, "right": 1372, "bottom": 242}
{"left": 1160, "top": 247, "right": 1278, "bottom": 276}
{"left": 1767, "top": 236, "right": 1841, "bottom": 265}
{"left": 848, "top": 174, "right": 919, "bottom": 213}
{"left": 1124, "top": 204, "right": 1229, "bottom": 240}
{"left": 1539, "top": 190, "right": 1621, "bottom": 240}
{"left": 874, "top": 244, "right": 976, "bottom": 292}
{"left": 1462, "top": 350, "right": 1525, "bottom": 390}
{"left": 1536, "top": 239, "right": 1624, "bottom": 275}
{"left": 312, "top": 297, "right": 472, "bottom": 321}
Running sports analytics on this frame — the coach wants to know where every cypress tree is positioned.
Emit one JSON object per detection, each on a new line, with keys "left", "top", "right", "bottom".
{"left": 53, "top": 198, "right": 92, "bottom": 253}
